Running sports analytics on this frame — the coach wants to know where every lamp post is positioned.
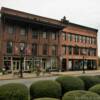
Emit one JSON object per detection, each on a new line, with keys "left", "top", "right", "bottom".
{"left": 59, "top": 56, "right": 62, "bottom": 72}
{"left": 19, "top": 43, "right": 25, "bottom": 78}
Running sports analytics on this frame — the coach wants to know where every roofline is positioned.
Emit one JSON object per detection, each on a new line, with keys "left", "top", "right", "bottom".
{"left": 1, "top": 7, "right": 64, "bottom": 25}
{"left": 0, "top": 7, "right": 98, "bottom": 32}
{"left": 69, "top": 22, "right": 98, "bottom": 33}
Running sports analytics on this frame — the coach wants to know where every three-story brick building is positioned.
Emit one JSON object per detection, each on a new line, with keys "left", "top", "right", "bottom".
{"left": 0, "top": 7, "right": 98, "bottom": 72}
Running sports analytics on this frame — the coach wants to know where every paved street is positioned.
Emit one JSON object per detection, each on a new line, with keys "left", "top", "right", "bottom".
{"left": 0, "top": 70, "right": 100, "bottom": 87}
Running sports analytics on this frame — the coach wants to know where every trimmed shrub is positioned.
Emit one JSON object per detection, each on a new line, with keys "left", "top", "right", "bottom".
{"left": 30, "top": 80, "right": 61, "bottom": 99}
{"left": 62, "top": 90, "right": 100, "bottom": 100}
{"left": 89, "top": 84, "right": 100, "bottom": 95}
{"left": 34, "top": 97, "right": 59, "bottom": 100}
{"left": 95, "top": 75, "right": 100, "bottom": 79}
{"left": 79, "top": 76, "right": 100, "bottom": 90}
{"left": 56, "top": 76, "right": 84, "bottom": 94}
{"left": 0, "top": 83, "right": 28, "bottom": 100}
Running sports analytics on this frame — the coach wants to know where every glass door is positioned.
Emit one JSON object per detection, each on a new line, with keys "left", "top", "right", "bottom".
{"left": 13, "top": 60, "right": 20, "bottom": 70}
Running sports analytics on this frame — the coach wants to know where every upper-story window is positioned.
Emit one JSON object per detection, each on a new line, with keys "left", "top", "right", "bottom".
{"left": 68, "top": 33, "right": 72, "bottom": 41}
{"left": 83, "top": 36, "right": 86, "bottom": 43}
{"left": 75, "top": 35, "right": 79, "bottom": 42}
{"left": 93, "top": 49, "right": 96, "bottom": 56}
{"left": 62, "top": 32, "right": 66, "bottom": 40}
{"left": 73, "top": 46, "right": 79, "bottom": 55}
{"left": 43, "top": 44, "right": 48, "bottom": 55}
{"left": 68, "top": 46, "right": 72, "bottom": 55}
{"left": 62, "top": 45, "right": 66, "bottom": 55}
{"left": 19, "top": 42, "right": 26, "bottom": 54}
{"left": 7, "top": 41, "right": 13, "bottom": 54}
{"left": 93, "top": 38, "right": 95, "bottom": 44}
{"left": 32, "top": 30, "right": 38, "bottom": 39}
{"left": 80, "top": 35, "right": 83, "bottom": 43}
{"left": 93, "top": 38, "right": 96, "bottom": 45}
{"left": 90, "top": 37, "right": 92, "bottom": 44}
{"left": 20, "top": 28, "right": 27, "bottom": 36}
{"left": 32, "top": 44, "right": 37, "bottom": 56}
{"left": 85, "top": 37, "right": 87, "bottom": 43}
{"left": 52, "top": 45, "right": 57, "bottom": 55}
{"left": 43, "top": 32, "right": 47, "bottom": 39}
{"left": 52, "top": 33, "right": 56, "bottom": 40}
{"left": 7, "top": 25, "right": 15, "bottom": 34}
{"left": 87, "top": 37, "right": 90, "bottom": 44}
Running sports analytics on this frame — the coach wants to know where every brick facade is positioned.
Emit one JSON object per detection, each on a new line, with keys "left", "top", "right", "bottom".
{"left": 0, "top": 7, "right": 98, "bottom": 72}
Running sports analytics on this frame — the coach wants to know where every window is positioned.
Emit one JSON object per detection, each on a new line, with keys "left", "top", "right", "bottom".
{"left": 19, "top": 43, "right": 25, "bottom": 54}
{"left": 90, "top": 37, "right": 92, "bottom": 44}
{"left": 68, "top": 46, "right": 72, "bottom": 55}
{"left": 80, "top": 48, "right": 83, "bottom": 55}
{"left": 62, "top": 32, "right": 66, "bottom": 40}
{"left": 62, "top": 45, "right": 66, "bottom": 55}
{"left": 73, "top": 46, "right": 79, "bottom": 55}
{"left": 94, "top": 38, "right": 96, "bottom": 44}
{"left": 88, "top": 48, "right": 91, "bottom": 56}
{"left": 43, "top": 32, "right": 47, "bottom": 39}
{"left": 75, "top": 35, "right": 79, "bottom": 42}
{"left": 83, "top": 36, "right": 86, "bottom": 43}
{"left": 85, "top": 37, "right": 87, "bottom": 43}
{"left": 8, "top": 25, "right": 15, "bottom": 34}
{"left": 92, "top": 38, "right": 94, "bottom": 44}
{"left": 87, "top": 37, "right": 90, "bottom": 44}
{"left": 7, "top": 41, "right": 13, "bottom": 54}
{"left": 43, "top": 44, "right": 48, "bottom": 55}
{"left": 20, "top": 28, "right": 27, "bottom": 36}
{"left": 32, "top": 30, "right": 38, "bottom": 39}
{"left": 52, "top": 33, "right": 56, "bottom": 40}
{"left": 80, "top": 35, "right": 83, "bottom": 43}
{"left": 68, "top": 33, "right": 72, "bottom": 41}
{"left": 32, "top": 44, "right": 37, "bottom": 56}
{"left": 89, "top": 37, "right": 91, "bottom": 44}
{"left": 93, "top": 49, "right": 96, "bottom": 56}
{"left": 52, "top": 45, "right": 57, "bottom": 55}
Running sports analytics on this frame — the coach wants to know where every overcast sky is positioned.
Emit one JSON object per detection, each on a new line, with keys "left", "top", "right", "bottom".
{"left": 0, "top": 0, "right": 100, "bottom": 56}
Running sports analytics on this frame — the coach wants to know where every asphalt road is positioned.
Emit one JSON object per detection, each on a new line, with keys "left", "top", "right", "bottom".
{"left": 0, "top": 76, "right": 58, "bottom": 87}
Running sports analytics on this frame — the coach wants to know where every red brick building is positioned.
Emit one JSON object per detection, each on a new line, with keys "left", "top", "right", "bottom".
{"left": 0, "top": 7, "right": 98, "bottom": 72}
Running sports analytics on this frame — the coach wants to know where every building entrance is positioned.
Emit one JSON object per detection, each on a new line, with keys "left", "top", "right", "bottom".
{"left": 12, "top": 57, "right": 21, "bottom": 71}
{"left": 13, "top": 60, "right": 20, "bottom": 70}
{"left": 62, "top": 59, "right": 67, "bottom": 71}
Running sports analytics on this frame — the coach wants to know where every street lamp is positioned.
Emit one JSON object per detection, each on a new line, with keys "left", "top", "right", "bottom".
{"left": 59, "top": 56, "right": 62, "bottom": 72}
{"left": 19, "top": 43, "right": 25, "bottom": 78}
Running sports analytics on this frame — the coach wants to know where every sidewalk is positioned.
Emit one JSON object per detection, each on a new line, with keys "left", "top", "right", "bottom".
{"left": 0, "top": 72, "right": 53, "bottom": 80}
{"left": 0, "top": 70, "right": 100, "bottom": 80}
{"left": 52, "top": 70, "right": 100, "bottom": 76}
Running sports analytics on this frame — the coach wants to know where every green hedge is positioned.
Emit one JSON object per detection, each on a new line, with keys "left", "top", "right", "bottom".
{"left": 56, "top": 76, "right": 84, "bottom": 94}
{"left": 79, "top": 76, "right": 100, "bottom": 90}
{"left": 95, "top": 75, "right": 100, "bottom": 79}
{"left": 89, "top": 84, "right": 100, "bottom": 95}
{"left": 0, "top": 83, "right": 28, "bottom": 100}
{"left": 30, "top": 80, "right": 61, "bottom": 99}
{"left": 34, "top": 97, "right": 59, "bottom": 100}
{"left": 62, "top": 90, "right": 100, "bottom": 100}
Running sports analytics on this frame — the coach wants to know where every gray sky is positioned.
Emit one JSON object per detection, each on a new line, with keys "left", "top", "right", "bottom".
{"left": 0, "top": 0, "right": 100, "bottom": 56}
